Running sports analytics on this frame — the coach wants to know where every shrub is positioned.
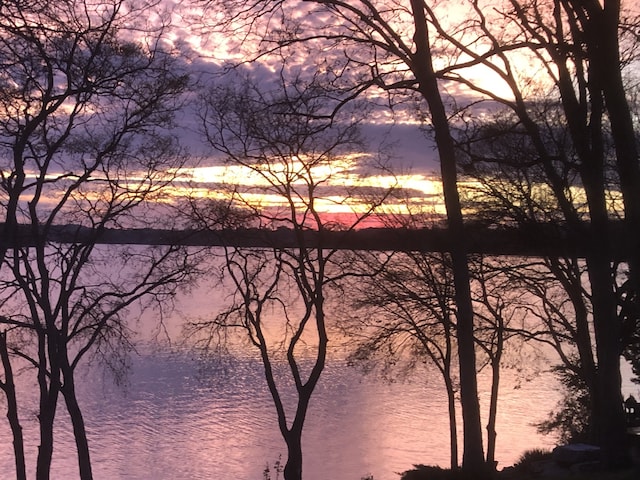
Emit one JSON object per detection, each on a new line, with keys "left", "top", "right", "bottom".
{"left": 399, "top": 465, "right": 475, "bottom": 480}
{"left": 512, "top": 448, "right": 553, "bottom": 474}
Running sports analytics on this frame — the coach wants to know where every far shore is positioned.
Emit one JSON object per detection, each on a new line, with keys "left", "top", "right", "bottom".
{"left": 2, "top": 221, "right": 634, "bottom": 259}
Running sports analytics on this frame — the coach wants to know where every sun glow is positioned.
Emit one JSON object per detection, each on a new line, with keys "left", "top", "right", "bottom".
{"left": 163, "top": 161, "right": 449, "bottom": 226}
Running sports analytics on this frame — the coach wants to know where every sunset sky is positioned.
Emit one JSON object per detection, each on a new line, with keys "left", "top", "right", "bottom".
{"left": 9, "top": 0, "right": 636, "bottom": 227}
{"left": 157, "top": 1, "right": 459, "bottom": 224}
{"left": 158, "top": 0, "right": 636, "bottom": 228}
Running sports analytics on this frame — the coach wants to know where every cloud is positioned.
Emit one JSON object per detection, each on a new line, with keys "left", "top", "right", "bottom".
{"left": 360, "top": 122, "right": 440, "bottom": 176}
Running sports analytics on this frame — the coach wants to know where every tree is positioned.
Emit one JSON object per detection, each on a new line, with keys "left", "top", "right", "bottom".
{"left": 346, "top": 244, "right": 527, "bottom": 471}
{"left": 423, "top": 1, "right": 639, "bottom": 466}
{"left": 347, "top": 247, "right": 461, "bottom": 469}
{"left": 468, "top": 255, "right": 526, "bottom": 469}
{"left": 409, "top": 3, "right": 487, "bottom": 471}
{"left": 453, "top": 106, "right": 606, "bottom": 444}
{"left": 205, "top": 0, "right": 639, "bottom": 471}
{"left": 186, "top": 72, "right": 393, "bottom": 480}
{"left": 206, "top": 0, "right": 488, "bottom": 471}
{"left": 0, "top": 1, "right": 195, "bottom": 479}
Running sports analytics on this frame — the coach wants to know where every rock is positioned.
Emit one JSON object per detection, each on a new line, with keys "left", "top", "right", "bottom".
{"left": 552, "top": 443, "right": 601, "bottom": 467}
{"left": 569, "top": 460, "right": 601, "bottom": 475}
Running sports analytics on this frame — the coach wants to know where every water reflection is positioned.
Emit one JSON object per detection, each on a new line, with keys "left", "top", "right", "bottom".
{"left": 0, "top": 345, "right": 560, "bottom": 479}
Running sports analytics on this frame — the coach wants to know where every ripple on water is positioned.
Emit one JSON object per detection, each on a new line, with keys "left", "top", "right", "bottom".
{"left": 0, "top": 348, "right": 562, "bottom": 480}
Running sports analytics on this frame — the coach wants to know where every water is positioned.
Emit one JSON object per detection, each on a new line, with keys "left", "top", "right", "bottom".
{"left": 2, "top": 256, "right": 627, "bottom": 480}
{"left": 0, "top": 340, "right": 562, "bottom": 480}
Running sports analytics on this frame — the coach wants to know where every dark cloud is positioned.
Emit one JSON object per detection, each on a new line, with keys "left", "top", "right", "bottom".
{"left": 360, "top": 122, "right": 440, "bottom": 175}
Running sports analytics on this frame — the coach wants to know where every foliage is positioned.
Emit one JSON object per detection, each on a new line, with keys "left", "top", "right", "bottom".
{"left": 619, "top": 277, "right": 640, "bottom": 385}
{"left": 536, "top": 365, "right": 592, "bottom": 444}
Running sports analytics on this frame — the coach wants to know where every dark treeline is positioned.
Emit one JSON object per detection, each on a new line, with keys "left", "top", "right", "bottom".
{"left": 2, "top": 222, "right": 636, "bottom": 259}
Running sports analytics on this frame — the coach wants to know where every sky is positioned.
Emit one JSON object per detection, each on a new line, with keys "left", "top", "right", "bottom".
{"left": 10, "top": 0, "right": 637, "bottom": 227}
{"left": 159, "top": 1, "right": 456, "bottom": 225}
{"left": 160, "top": 0, "right": 637, "bottom": 228}
{"left": 0, "top": 0, "right": 450, "bottom": 230}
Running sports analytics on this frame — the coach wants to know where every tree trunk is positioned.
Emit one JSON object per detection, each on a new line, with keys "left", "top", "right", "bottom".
{"left": 283, "top": 427, "right": 303, "bottom": 480}
{"left": 586, "top": 249, "right": 629, "bottom": 468}
{"left": 578, "top": 98, "right": 628, "bottom": 467}
{"left": 409, "top": 1, "right": 486, "bottom": 474}
{"left": 486, "top": 355, "right": 501, "bottom": 470}
{"left": 580, "top": 131, "right": 628, "bottom": 469}
{"left": 36, "top": 330, "right": 61, "bottom": 480}
{"left": 62, "top": 363, "right": 93, "bottom": 480}
{"left": 450, "top": 256, "right": 486, "bottom": 472}
{"left": 0, "top": 331, "right": 27, "bottom": 480}
{"left": 36, "top": 393, "right": 57, "bottom": 480}
{"left": 444, "top": 373, "right": 459, "bottom": 469}
{"left": 593, "top": 3, "right": 640, "bottom": 462}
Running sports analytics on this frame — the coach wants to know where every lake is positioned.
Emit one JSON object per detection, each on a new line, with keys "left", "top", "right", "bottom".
{"left": 0, "top": 344, "right": 560, "bottom": 479}
{"left": 0, "top": 276, "right": 637, "bottom": 480}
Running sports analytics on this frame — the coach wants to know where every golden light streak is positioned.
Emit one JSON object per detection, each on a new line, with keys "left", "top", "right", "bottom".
{"left": 5, "top": 160, "right": 624, "bottom": 227}
{"left": 160, "top": 161, "right": 452, "bottom": 226}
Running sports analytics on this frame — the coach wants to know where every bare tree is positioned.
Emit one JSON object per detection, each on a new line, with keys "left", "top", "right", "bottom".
{"left": 423, "top": 1, "right": 639, "bottom": 466}
{"left": 346, "top": 247, "right": 461, "bottom": 469}
{"left": 468, "top": 255, "right": 527, "bottom": 468}
{"left": 186, "top": 72, "right": 393, "bottom": 480}
{"left": 202, "top": 0, "right": 639, "bottom": 471}
{"left": 0, "top": 1, "right": 196, "bottom": 479}
{"left": 202, "top": 1, "right": 489, "bottom": 471}
{"left": 346, "top": 245, "right": 527, "bottom": 471}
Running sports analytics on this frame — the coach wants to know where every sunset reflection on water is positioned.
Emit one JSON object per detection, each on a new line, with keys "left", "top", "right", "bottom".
{"left": 0, "top": 273, "right": 567, "bottom": 480}
{"left": 0, "top": 344, "right": 561, "bottom": 480}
